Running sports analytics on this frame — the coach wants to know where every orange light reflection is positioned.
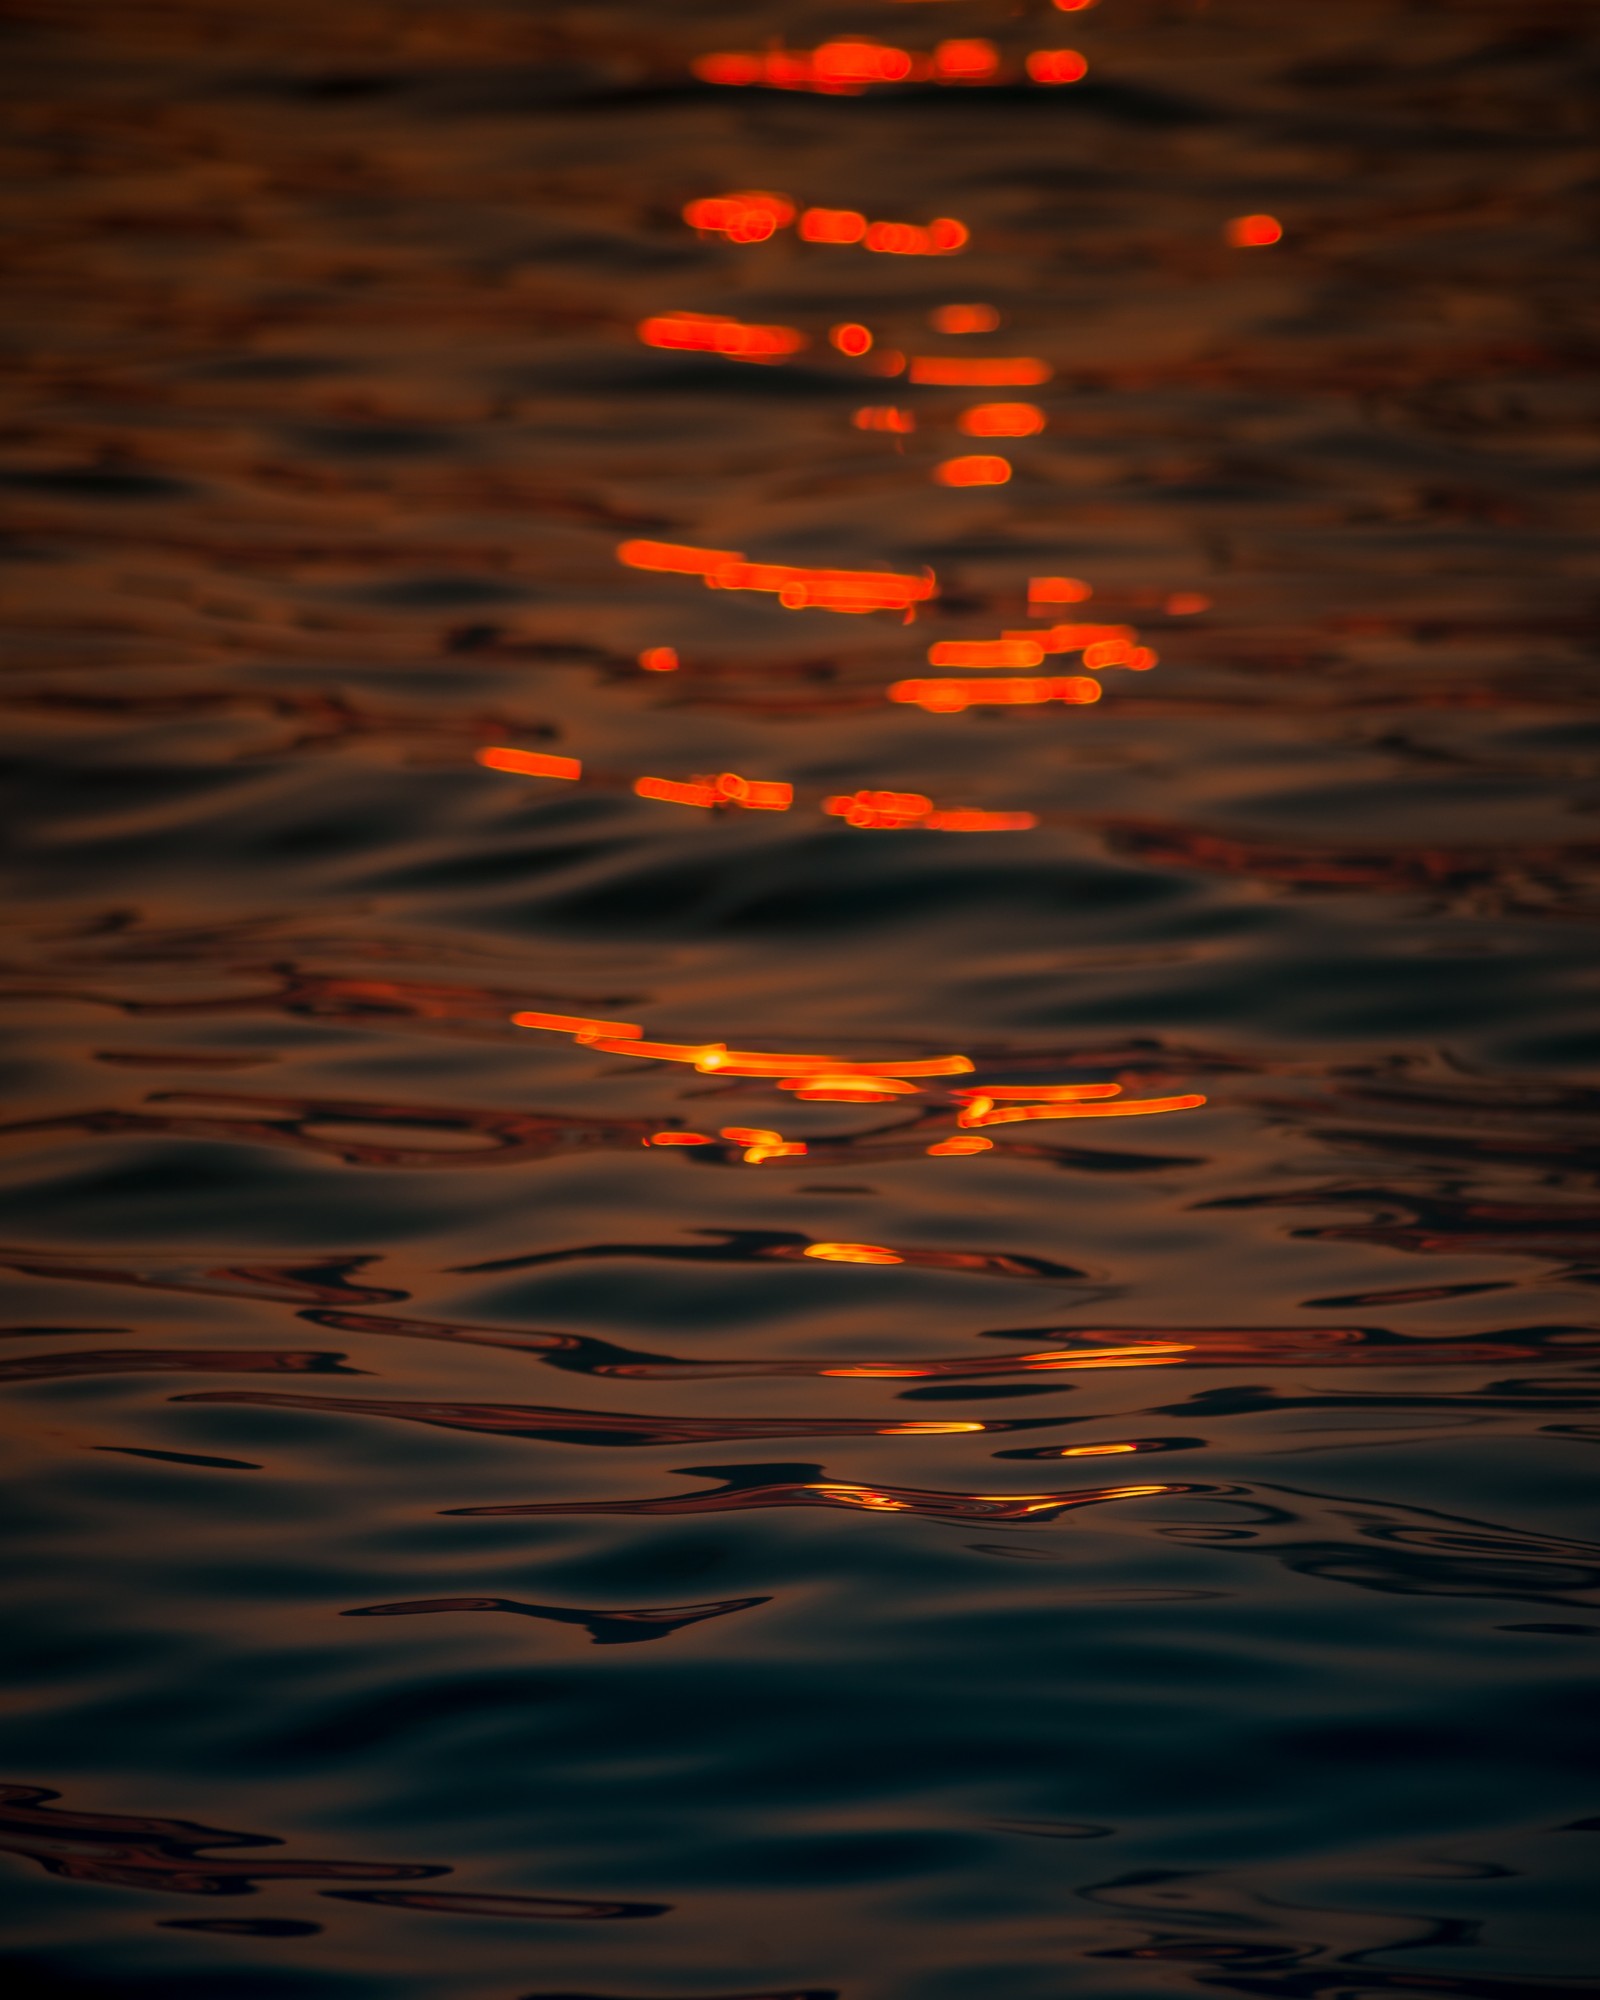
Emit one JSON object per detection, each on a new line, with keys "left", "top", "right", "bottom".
{"left": 638, "top": 313, "right": 807, "bottom": 361}
{"left": 476, "top": 747, "right": 581, "bottom": 781}
{"left": 1027, "top": 50, "right": 1089, "bottom": 84}
{"left": 927, "top": 1134, "right": 994, "bottom": 1155}
{"left": 800, "top": 207, "right": 869, "bottom": 244}
{"left": 960, "top": 402, "right": 1046, "bottom": 437}
{"left": 890, "top": 676, "right": 1101, "bottom": 711}
{"left": 959, "top": 1093, "right": 1207, "bottom": 1127}
{"left": 936, "top": 455, "right": 1012, "bottom": 486}
{"left": 1227, "top": 213, "right": 1283, "bottom": 248}
{"left": 513, "top": 1010, "right": 642, "bottom": 1039}
{"left": 1028, "top": 575, "right": 1092, "bottom": 603}
{"left": 648, "top": 1132, "right": 716, "bottom": 1146}
{"left": 931, "top": 304, "right": 1000, "bottom": 334}
{"left": 929, "top": 639, "right": 1043, "bottom": 669}
{"left": 804, "top": 1243, "right": 905, "bottom": 1265}
{"left": 853, "top": 405, "right": 915, "bottom": 433}
{"left": 830, "top": 322, "right": 873, "bottom": 356}
{"left": 634, "top": 775, "right": 717, "bottom": 808}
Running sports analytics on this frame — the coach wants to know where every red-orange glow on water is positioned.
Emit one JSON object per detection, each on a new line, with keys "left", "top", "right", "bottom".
{"left": 512, "top": 1010, "right": 643, "bottom": 1039}
{"left": 719, "top": 1127, "right": 783, "bottom": 1147}
{"left": 1005, "top": 622, "right": 1133, "bottom": 656}
{"left": 1026, "top": 50, "right": 1089, "bottom": 84}
{"left": 869, "top": 349, "right": 908, "bottom": 377}
{"left": 779, "top": 1073, "right": 920, "bottom": 1098}
{"left": 936, "top": 455, "right": 1012, "bottom": 486}
{"left": 830, "top": 322, "right": 874, "bottom": 356}
{"left": 693, "top": 44, "right": 914, "bottom": 92}
{"left": 638, "top": 646, "right": 679, "bottom": 672}
{"left": 863, "top": 218, "right": 970, "bottom": 256}
{"left": 1029, "top": 575, "right": 1092, "bottom": 603}
{"left": 934, "top": 40, "right": 999, "bottom": 81}
{"left": 825, "top": 788, "right": 935, "bottom": 821}
{"left": 931, "top": 304, "right": 1000, "bottom": 334}
{"left": 708, "top": 1051, "right": 972, "bottom": 1079}
{"left": 927, "top": 1135, "right": 995, "bottom": 1155}
{"left": 1227, "top": 213, "right": 1284, "bottom": 247}
{"left": 811, "top": 40, "right": 914, "bottom": 85}
{"left": 682, "top": 191, "right": 796, "bottom": 239}
{"left": 799, "top": 207, "right": 869, "bottom": 244}
{"left": 634, "top": 776, "right": 718, "bottom": 809}
{"left": 1166, "top": 591, "right": 1212, "bottom": 615}
{"left": 930, "top": 810, "right": 1038, "bottom": 831}
{"left": 1059, "top": 1442, "right": 1140, "bottom": 1457}
{"left": 853, "top": 406, "right": 916, "bottom": 433}
{"left": 618, "top": 540, "right": 743, "bottom": 576}
{"left": 812, "top": 1485, "right": 913, "bottom": 1510}
{"left": 1053, "top": 0, "right": 1099, "bottom": 11}
{"left": 960, "top": 402, "right": 1046, "bottom": 437}
{"left": 476, "top": 747, "right": 581, "bottom": 781}
{"left": 704, "top": 558, "right": 938, "bottom": 616}
{"left": 911, "top": 356, "right": 1052, "bottom": 386}
{"left": 929, "top": 639, "right": 1044, "bottom": 670}
{"left": 585, "top": 1037, "right": 725, "bottom": 1064}
{"left": 637, "top": 313, "right": 807, "bottom": 361}
{"left": 714, "top": 773, "right": 793, "bottom": 810}
{"left": 953, "top": 1083, "right": 1122, "bottom": 1102}
{"left": 804, "top": 1244, "right": 905, "bottom": 1265}
{"left": 959, "top": 1093, "right": 1207, "bottom": 1127}
{"left": 891, "top": 676, "right": 1101, "bottom": 712}
{"left": 881, "top": 1421, "right": 988, "bottom": 1436}
{"left": 647, "top": 1132, "right": 715, "bottom": 1147}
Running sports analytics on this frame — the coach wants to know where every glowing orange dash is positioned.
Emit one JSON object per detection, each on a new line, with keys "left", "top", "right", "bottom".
{"left": 1053, "top": 1, "right": 1099, "bottom": 11}
{"left": 952, "top": 1083, "right": 1122, "bottom": 1101}
{"left": 692, "top": 53, "right": 762, "bottom": 86}
{"left": 638, "top": 646, "right": 679, "bottom": 672}
{"left": 929, "top": 639, "right": 1043, "bottom": 669}
{"left": 715, "top": 773, "right": 793, "bottom": 810}
{"left": 911, "top": 357, "right": 1052, "bottom": 386}
{"left": 634, "top": 776, "right": 717, "bottom": 808}
{"left": 960, "top": 402, "right": 1045, "bottom": 438}
{"left": 779, "top": 1074, "right": 920, "bottom": 1097}
{"left": 648, "top": 1132, "right": 715, "bottom": 1146}
{"left": 799, "top": 207, "right": 869, "bottom": 244}
{"left": 853, "top": 406, "right": 915, "bottom": 433}
{"left": 512, "top": 1010, "right": 643, "bottom": 1039}
{"left": 959, "top": 1093, "right": 1207, "bottom": 1127}
{"left": 825, "top": 789, "right": 933, "bottom": 821}
{"left": 1227, "top": 213, "right": 1283, "bottom": 248}
{"left": 703, "top": 559, "right": 937, "bottom": 615}
{"left": 936, "top": 455, "right": 1012, "bottom": 486}
{"left": 864, "top": 219, "right": 970, "bottom": 257}
{"left": 703, "top": 1050, "right": 972, "bottom": 1079}
{"left": 583, "top": 1037, "right": 726, "bottom": 1064}
{"left": 932, "top": 304, "right": 1000, "bottom": 335}
{"left": 923, "top": 810, "right": 1038, "bottom": 831}
{"left": 1028, "top": 575, "right": 1091, "bottom": 603}
{"left": 830, "top": 322, "right": 873, "bottom": 356}
{"left": 890, "top": 677, "right": 1101, "bottom": 712}
{"left": 1027, "top": 50, "right": 1089, "bottom": 84}
{"left": 619, "top": 540, "right": 743, "bottom": 576}
{"left": 927, "top": 1135, "right": 994, "bottom": 1155}
{"left": 934, "top": 39, "right": 999, "bottom": 80}
{"left": 1166, "top": 591, "right": 1212, "bottom": 615}
{"left": 1007, "top": 623, "right": 1134, "bottom": 655}
{"left": 804, "top": 1243, "right": 904, "bottom": 1265}
{"left": 721, "top": 1126, "right": 783, "bottom": 1146}
{"left": 638, "top": 313, "right": 807, "bottom": 361}
{"left": 1057, "top": 1442, "right": 1139, "bottom": 1457}
{"left": 812, "top": 40, "right": 914, "bottom": 85}
{"left": 682, "top": 191, "right": 795, "bottom": 239}
{"left": 476, "top": 747, "right": 581, "bottom": 781}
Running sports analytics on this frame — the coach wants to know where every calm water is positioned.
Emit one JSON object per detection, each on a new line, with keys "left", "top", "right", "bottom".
{"left": 3, "top": 3, "right": 1599, "bottom": 1996}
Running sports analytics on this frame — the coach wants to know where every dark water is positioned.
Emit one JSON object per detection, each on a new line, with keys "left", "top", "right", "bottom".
{"left": 3, "top": 2, "right": 1599, "bottom": 1995}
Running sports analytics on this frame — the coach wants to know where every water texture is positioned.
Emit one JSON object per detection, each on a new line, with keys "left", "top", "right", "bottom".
{"left": 2, "top": 2, "right": 1598, "bottom": 1996}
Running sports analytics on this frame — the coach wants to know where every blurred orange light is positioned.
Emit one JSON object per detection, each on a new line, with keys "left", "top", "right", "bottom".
{"left": 1027, "top": 49, "right": 1088, "bottom": 83}
{"left": 960, "top": 1093, "right": 1207, "bottom": 1127}
{"left": 634, "top": 775, "right": 718, "bottom": 808}
{"left": 476, "top": 747, "right": 581, "bottom": 781}
{"left": 1028, "top": 575, "right": 1091, "bottom": 603}
{"left": 927, "top": 1135, "right": 995, "bottom": 1154}
{"left": 931, "top": 304, "right": 1000, "bottom": 334}
{"left": 959, "top": 402, "right": 1045, "bottom": 437}
{"left": 934, "top": 39, "right": 1000, "bottom": 80}
{"left": 954, "top": 1083, "right": 1121, "bottom": 1101}
{"left": 936, "top": 454, "right": 1012, "bottom": 486}
{"left": 799, "top": 206, "right": 869, "bottom": 243}
{"left": 619, "top": 539, "right": 743, "bottom": 575}
{"left": 638, "top": 646, "right": 679, "bottom": 672}
{"left": 638, "top": 312, "right": 806, "bottom": 361}
{"left": 719, "top": 1127, "right": 783, "bottom": 1146}
{"left": 1126, "top": 646, "right": 1158, "bottom": 671}
{"left": 708, "top": 1050, "right": 971, "bottom": 1079}
{"left": 1226, "top": 213, "right": 1283, "bottom": 247}
{"left": 1166, "top": 591, "right": 1211, "bottom": 615}
{"left": 1053, "top": 0, "right": 1099, "bottom": 10}
{"left": 813, "top": 39, "right": 913, "bottom": 84}
{"left": 929, "top": 638, "right": 1043, "bottom": 668}
{"left": 853, "top": 406, "right": 916, "bottom": 433}
{"left": 780, "top": 1073, "right": 920, "bottom": 1097}
{"left": 1083, "top": 638, "right": 1134, "bottom": 669}
{"left": 1010, "top": 623, "right": 1133, "bottom": 655}
{"left": 910, "top": 356, "right": 1051, "bottom": 385}
{"left": 830, "top": 322, "right": 874, "bottom": 356}
{"left": 693, "top": 52, "right": 762, "bottom": 85}
{"left": 648, "top": 1132, "right": 716, "bottom": 1146}
{"left": 715, "top": 772, "right": 794, "bottom": 810}
{"left": 890, "top": 676, "right": 1102, "bottom": 711}
{"left": 513, "top": 1010, "right": 642, "bottom": 1038}
{"left": 825, "top": 788, "right": 934, "bottom": 819}
{"left": 804, "top": 1243, "right": 905, "bottom": 1265}
{"left": 682, "top": 190, "right": 795, "bottom": 237}
{"left": 923, "top": 809, "right": 1038, "bottom": 831}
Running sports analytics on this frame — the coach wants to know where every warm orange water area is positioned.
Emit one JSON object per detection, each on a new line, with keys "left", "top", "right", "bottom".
{"left": 2, "top": 4, "right": 1598, "bottom": 2000}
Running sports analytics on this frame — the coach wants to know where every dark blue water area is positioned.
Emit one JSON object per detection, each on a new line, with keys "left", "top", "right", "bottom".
{"left": 2, "top": 3, "right": 1599, "bottom": 1997}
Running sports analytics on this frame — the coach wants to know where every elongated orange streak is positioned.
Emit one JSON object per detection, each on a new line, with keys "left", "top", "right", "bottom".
{"left": 927, "top": 1134, "right": 994, "bottom": 1155}
{"left": 1008, "top": 623, "right": 1135, "bottom": 655}
{"left": 648, "top": 1132, "right": 715, "bottom": 1146}
{"left": 960, "top": 402, "right": 1046, "bottom": 437}
{"left": 703, "top": 1051, "right": 973, "bottom": 1079}
{"left": 619, "top": 539, "right": 743, "bottom": 576}
{"left": 1028, "top": 575, "right": 1091, "bottom": 603}
{"left": 683, "top": 191, "right": 795, "bottom": 236}
{"left": 890, "top": 676, "right": 1101, "bottom": 711}
{"left": 1027, "top": 49, "right": 1088, "bottom": 84}
{"left": 779, "top": 1074, "right": 921, "bottom": 1096}
{"left": 638, "top": 313, "right": 806, "bottom": 361}
{"left": 825, "top": 789, "right": 933, "bottom": 818}
{"left": 1166, "top": 592, "right": 1211, "bottom": 615}
{"left": 934, "top": 39, "right": 999, "bottom": 80}
{"left": 583, "top": 1037, "right": 726, "bottom": 1064}
{"left": 634, "top": 775, "right": 717, "bottom": 808}
{"left": 864, "top": 219, "right": 970, "bottom": 256}
{"left": 702, "top": 558, "right": 936, "bottom": 615}
{"left": 800, "top": 207, "right": 869, "bottom": 244}
{"left": 959, "top": 1093, "right": 1207, "bottom": 1127}
{"left": 929, "top": 639, "right": 1043, "bottom": 669}
{"left": 714, "top": 773, "right": 793, "bottom": 810}
{"left": 952, "top": 1083, "right": 1121, "bottom": 1101}
{"left": 513, "top": 1010, "right": 642, "bottom": 1039}
{"left": 923, "top": 810, "right": 1038, "bottom": 831}
{"left": 936, "top": 454, "right": 1012, "bottom": 486}
{"left": 805, "top": 1243, "right": 904, "bottom": 1265}
{"left": 911, "top": 356, "right": 1052, "bottom": 386}
{"left": 932, "top": 304, "right": 1000, "bottom": 334}
{"left": 1227, "top": 213, "right": 1283, "bottom": 247}
{"left": 476, "top": 747, "right": 581, "bottom": 781}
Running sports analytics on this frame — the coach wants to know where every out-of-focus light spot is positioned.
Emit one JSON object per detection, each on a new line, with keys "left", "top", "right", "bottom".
{"left": 863, "top": 218, "right": 970, "bottom": 256}
{"left": 1008, "top": 622, "right": 1133, "bottom": 655}
{"left": 1058, "top": 1441, "right": 1140, "bottom": 1456}
{"left": 619, "top": 539, "right": 743, "bottom": 575}
{"left": 799, "top": 207, "right": 869, "bottom": 244}
{"left": 1166, "top": 591, "right": 1212, "bottom": 615}
{"left": 927, "top": 1134, "right": 995, "bottom": 1155}
{"left": 931, "top": 303, "right": 1000, "bottom": 334}
{"left": 585, "top": 1037, "right": 726, "bottom": 1064}
{"left": 692, "top": 52, "right": 762, "bottom": 86}
{"left": 702, "top": 558, "right": 937, "bottom": 616}
{"left": 1126, "top": 646, "right": 1158, "bottom": 671}
{"left": 853, "top": 406, "right": 916, "bottom": 433}
{"left": 928, "top": 638, "right": 1044, "bottom": 669}
{"left": 715, "top": 772, "right": 794, "bottom": 811}
{"left": 477, "top": 747, "right": 581, "bottom": 780}
{"left": 1053, "top": 0, "right": 1099, "bottom": 11}
{"left": 638, "top": 646, "right": 679, "bottom": 672}
{"left": 780, "top": 1072, "right": 920, "bottom": 1097}
{"left": 513, "top": 1009, "right": 642, "bottom": 1038}
{"left": 638, "top": 312, "right": 807, "bottom": 361}
{"left": 1226, "top": 213, "right": 1283, "bottom": 247}
{"left": 881, "top": 1420, "right": 987, "bottom": 1435}
{"left": 708, "top": 1050, "right": 971, "bottom": 1079}
{"left": 1083, "top": 638, "right": 1134, "bottom": 669}
{"left": 634, "top": 775, "right": 718, "bottom": 808}
{"left": 911, "top": 356, "right": 1052, "bottom": 385}
{"left": 682, "top": 191, "right": 796, "bottom": 238}
{"left": 953, "top": 1082, "right": 1121, "bottom": 1102}
{"left": 813, "top": 39, "right": 914, "bottom": 85}
{"left": 825, "top": 788, "right": 934, "bottom": 820}
{"left": 830, "top": 322, "right": 874, "bottom": 356}
{"left": 720, "top": 1126, "right": 783, "bottom": 1146}
{"left": 960, "top": 1093, "right": 1207, "bottom": 1127}
{"left": 1026, "top": 49, "right": 1089, "bottom": 83}
{"left": 928, "top": 217, "right": 970, "bottom": 252}
{"left": 804, "top": 1243, "right": 905, "bottom": 1265}
{"left": 890, "top": 676, "right": 1102, "bottom": 711}
{"left": 934, "top": 39, "right": 999, "bottom": 80}
{"left": 923, "top": 809, "right": 1038, "bottom": 831}
{"left": 742, "top": 1140, "right": 809, "bottom": 1163}
{"left": 936, "top": 454, "right": 1012, "bottom": 486}
{"left": 1028, "top": 575, "right": 1091, "bottom": 603}
{"left": 648, "top": 1132, "right": 715, "bottom": 1146}
{"left": 959, "top": 402, "right": 1045, "bottom": 437}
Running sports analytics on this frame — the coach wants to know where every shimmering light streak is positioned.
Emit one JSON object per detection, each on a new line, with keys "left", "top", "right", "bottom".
{"left": 960, "top": 402, "right": 1046, "bottom": 437}
{"left": 930, "top": 810, "right": 1037, "bottom": 830}
{"left": 682, "top": 191, "right": 797, "bottom": 239}
{"left": 1053, "top": 0, "right": 1099, "bottom": 10}
{"left": 512, "top": 1011, "right": 643, "bottom": 1039}
{"left": 928, "top": 639, "right": 1044, "bottom": 668}
{"left": 881, "top": 1421, "right": 987, "bottom": 1435}
{"left": 1028, "top": 575, "right": 1092, "bottom": 603}
{"left": 804, "top": 1244, "right": 905, "bottom": 1265}
{"left": 714, "top": 773, "right": 793, "bottom": 810}
{"left": 647, "top": 1132, "right": 715, "bottom": 1146}
{"left": 704, "top": 1051, "right": 973, "bottom": 1078}
{"left": 890, "top": 676, "right": 1101, "bottom": 711}
{"left": 911, "top": 356, "right": 1052, "bottom": 385}
{"left": 475, "top": 748, "right": 581, "bottom": 781}
{"left": 933, "top": 40, "right": 999, "bottom": 80}
{"left": 1004, "top": 622, "right": 1136, "bottom": 657}
{"left": 637, "top": 312, "right": 807, "bottom": 361}
{"left": 825, "top": 789, "right": 934, "bottom": 820}
{"left": 1026, "top": 50, "right": 1089, "bottom": 84}
{"left": 618, "top": 540, "right": 742, "bottom": 576}
{"left": 693, "top": 43, "right": 915, "bottom": 92}
{"left": 864, "top": 218, "right": 970, "bottom": 256}
{"left": 931, "top": 304, "right": 1000, "bottom": 334}
{"left": 952, "top": 1083, "right": 1122, "bottom": 1101}
{"left": 799, "top": 207, "right": 869, "bottom": 244}
{"left": 830, "top": 322, "right": 873, "bottom": 355}
{"left": 936, "top": 454, "right": 1012, "bottom": 486}
{"left": 927, "top": 1135, "right": 994, "bottom": 1155}
{"left": 853, "top": 406, "right": 915, "bottom": 433}
{"left": 1227, "top": 213, "right": 1284, "bottom": 247}
{"left": 634, "top": 776, "right": 718, "bottom": 808}
{"left": 1049, "top": 1442, "right": 1139, "bottom": 1457}
{"left": 638, "top": 646, "right": 679, "bottom": 672}
{"left": 959, "top": 1093, "right": 1207, "bottom": 1127}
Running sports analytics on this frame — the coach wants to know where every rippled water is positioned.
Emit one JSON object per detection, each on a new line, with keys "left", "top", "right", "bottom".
{"left": 3, "top": 3, "right": 1599, "bottom": 1996}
